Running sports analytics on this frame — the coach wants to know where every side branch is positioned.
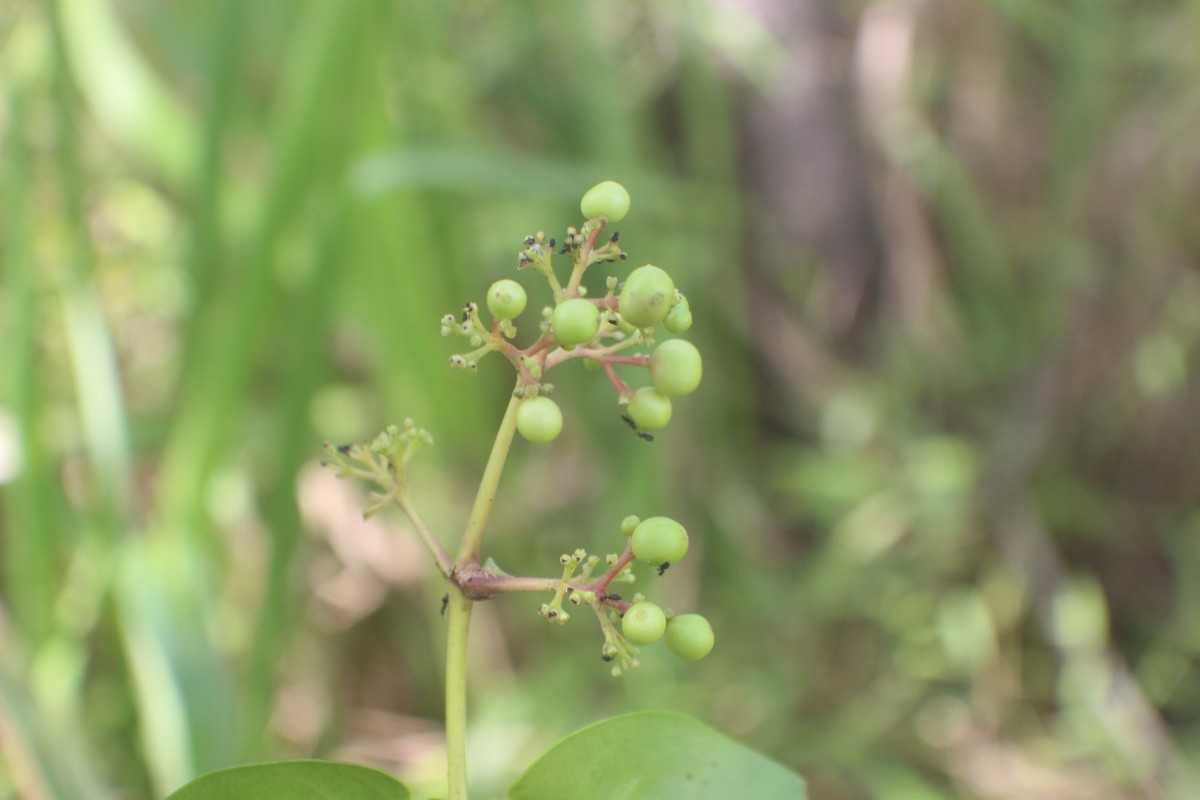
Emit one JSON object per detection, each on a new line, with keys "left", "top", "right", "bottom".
{"left": 395, "top": 492, "right": 455, "bottom": 578}
{"left": 450, "top": 569, "right": 560, "bottom": 600}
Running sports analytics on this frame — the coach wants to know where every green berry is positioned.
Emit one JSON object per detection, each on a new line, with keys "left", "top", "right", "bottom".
{"left": 664, "top": 298, "right": 692, "bottom": 334}
{"left": 649, "top": 339, "right": 702, "bottom": 397}
{"left": 516, "top": 396, "right": 563, "bottom": 443}
{"left": 620, "top": 515, "right": 641, "bottom": 537}
{"left": 631, "top": 516, "right": 688, "bottom": 566}
{"left": 619, "top": 265, "right": 675, "bottom": 328}
{"left": 487, "top": 279, "right": 527, "bottom": 320}
{"left": 580, "top": 180, "right": 631, "bottom": 223}
{"left": 626, "top": 387, "right": 672, "bottom": 431}
{"left": 666, "top": 614, "right": 714, "bottom": 660}
{"left": 552, "top": 298, "right": 601, "bottom": 348}
{"left": 622, "top": 601, "right": 667, "bottom": 645}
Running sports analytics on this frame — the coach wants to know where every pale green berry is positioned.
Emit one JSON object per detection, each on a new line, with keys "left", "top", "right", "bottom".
{"left": 580, "top": 180, "right": 631, "bottom": 223}
{"left": 631, "top": 516, "right": 688, "bottom": 566}
{"left": 622, "top": 601, "right": 667, "bottom": 645}
{"left": 620, "top": 515, "right": 641, "bottom": 537}
{"left": 619, "top": 265, "right": 675, "bottom": 328}
{"left": 487, "top": 279, "right": 527, "bottom": 320}
{"left": 627, "top": 387, "right": 672, "bottom": 431}
{"left": 552, "top": 298, "right": 601, "bottom": 348}
{"left": 516, "top": 396, "right": 563, "bottom": 443}
{"left": 664, "top": 298, "right": 692, "bottom": 334}
{"left": 666, "top": 614, "right": 714, "bottom": 660}
{"left": 649, "top": 339, "right": 702, "bottom": 397}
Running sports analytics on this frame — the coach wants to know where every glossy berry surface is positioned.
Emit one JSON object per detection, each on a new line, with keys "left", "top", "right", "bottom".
{"left": 551, "top": 298, "right": 601, "bottom": 348}
{"left": 666, "top": 614, "right": 714, "bottom": 660}
{"left": 516, "top": 396, "right": 563, "bottom": 443}
{"left": 487, "top": 279, "right": 527, "bottom": 320}
{"left": 580, "top": 180, "right": 631, "bottom": 223}
{"left": 622, "top": 601, "right": 667, "bottom": 645}
{"left": 649, "top": 339, "right": 702, "bottom": 397}
{"left": 631, "top": 516, "right": 688, "bottom": 566}
{"left": 619, "top": 265, "right": 675, "bottom": 329}
{"left": 626, "top": 387, "right": 672, "bottom": 431}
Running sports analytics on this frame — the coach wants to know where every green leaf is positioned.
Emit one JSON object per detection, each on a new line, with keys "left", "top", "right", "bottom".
{"left": 509, "top": 712, "right": 806, "bottom": 800}
{"left": 165, "top": 761, "right": 410, "bottom": 800}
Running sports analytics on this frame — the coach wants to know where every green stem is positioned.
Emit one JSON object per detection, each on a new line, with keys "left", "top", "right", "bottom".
{"left": 442, "top": 385, "right": 523, "bottom": 800}
{"left": 455, "top": 388, "right": 521, "bottom": 566}
{"left": 444, "top": 591, "right": 473, "bottom": 800}
{"left": 395, "top": 492, "right": 455, "bottom": 578}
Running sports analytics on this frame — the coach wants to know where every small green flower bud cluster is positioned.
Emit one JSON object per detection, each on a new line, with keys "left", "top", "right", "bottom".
{"left": 320, "top": 419, "right": 435, "bottom": 518}
{"left": 539, "top": 549, "right": 593, "bottom": 624}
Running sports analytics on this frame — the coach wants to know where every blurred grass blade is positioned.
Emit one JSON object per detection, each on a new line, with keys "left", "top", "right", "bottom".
{"left": 54, "top": 0, "right": 196, "bottom": 184}
{"left": 0, "top": 660, "right": 115, "bottom": 800}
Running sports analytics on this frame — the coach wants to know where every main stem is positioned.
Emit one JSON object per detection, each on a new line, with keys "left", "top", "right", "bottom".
{"left": 456, "top": 390, "right": 521, "bottom": 565}
{"left": 445, "top": 385, "right": 522, "bottom": 799}
{"left": 444, "top": 591, "right": 472, "bottom": 800}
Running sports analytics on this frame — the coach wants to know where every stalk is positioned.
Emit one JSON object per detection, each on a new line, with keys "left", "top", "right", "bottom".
{"left": 444, "top": 591, "right": 473, "bottom": 800}
{"left": 455, "top": 389, "right": 521, "bottom": 566}
{"left": 444, "top": 383, "right": 523, "bottom": 799}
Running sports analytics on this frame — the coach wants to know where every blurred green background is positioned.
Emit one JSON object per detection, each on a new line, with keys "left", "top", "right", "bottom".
{"left": 2, "top": 0, "right": 1199, "bottom": 798}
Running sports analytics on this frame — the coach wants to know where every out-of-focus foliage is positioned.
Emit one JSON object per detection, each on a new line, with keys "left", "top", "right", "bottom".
{"left": 1, "top": 1, "right": 1198, "bottom": 799}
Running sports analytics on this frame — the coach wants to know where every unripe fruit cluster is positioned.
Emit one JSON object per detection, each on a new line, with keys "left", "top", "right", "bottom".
{"left": 619, "top": 601, "right": 714, "bottom": 660}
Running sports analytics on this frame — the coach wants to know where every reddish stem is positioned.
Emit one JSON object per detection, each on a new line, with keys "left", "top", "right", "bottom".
{"left": 604, "top": 354, "right": 649, "bottom": 367}
{"left": 579, "top": 226, "right": 602, "bottom": 267}
{"left": 587, "top": 541, "right": 635, "bottom": 593}
{"left": 602, "top": 361, "right": 632, "bottom": 397}
{"left": 522, "top": 334, "right": 555, "bottom": 358}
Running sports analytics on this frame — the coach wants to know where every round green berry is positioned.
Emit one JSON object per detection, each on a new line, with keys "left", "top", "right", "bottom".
{"left": 649, "top": 339, "right": 702, "bottom": 397}
{"left": 580, "top": 180, "right": 631, "bottom": 223}
{"left": 620, "top": 515, "right": 641, "bottom": 537}
{"left": 487, "top": 279, "right": 527, "bottom": 320}
{"left": 666, "top": 614, "right": 714, "bottom": 660}
{"left": 552, "top": 298, "right": 601, "bottom": 348}
{"left": 626, "top": 387, "right": 672, "bottom": 431}
{"left": 631, "top": 516, "right": 688, "bottom": 566}
{"left": 663, "top": 297, "right": 692, "bottom": 334}
{"left": 619, "top": 265, "right": 676, "bottom": 328}
{"left": 622, "top": 601, "right": 667, "bottom": 645}
{"left": 516, "top": 396, "right": 563, "bottom": 443}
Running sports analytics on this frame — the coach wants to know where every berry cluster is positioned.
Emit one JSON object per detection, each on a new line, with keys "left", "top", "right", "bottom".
{"left": 441, "top": 180, "right": 701, "bottom": 444}
{"left": 327, "top": 182, "right": 712, "bottom": 675}
{"left": 535, "top": 514, "right": 714, "bottom": 675}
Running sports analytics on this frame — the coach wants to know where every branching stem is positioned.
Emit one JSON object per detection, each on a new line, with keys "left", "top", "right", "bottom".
{"left": 441, "top": 382, "right": 523, "bottom": 800}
